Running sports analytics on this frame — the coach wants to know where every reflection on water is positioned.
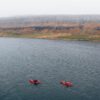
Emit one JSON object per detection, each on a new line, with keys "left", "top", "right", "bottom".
{"left": 0, "top": 38, "right": 100, "bottom": 100}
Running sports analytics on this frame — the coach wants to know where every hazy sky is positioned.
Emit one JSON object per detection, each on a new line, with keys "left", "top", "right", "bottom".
{"left": 0, "top": 0, "right": 100, "bottom": 17}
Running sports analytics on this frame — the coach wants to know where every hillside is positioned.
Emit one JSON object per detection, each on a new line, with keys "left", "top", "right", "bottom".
{"left": 0, "top": 15, "right": 100, "bottom": 41}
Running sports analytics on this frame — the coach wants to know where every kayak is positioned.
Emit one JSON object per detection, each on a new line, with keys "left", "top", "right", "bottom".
{"left": 29, "top": 79, "right": 41, "bottom": 85}
{"left": 60, "top": 80, "right": 73, "bottom": 87}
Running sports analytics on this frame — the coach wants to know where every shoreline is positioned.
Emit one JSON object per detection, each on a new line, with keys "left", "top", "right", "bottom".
{"left": 0, "top": 35, "right": 100, "bottom": 42}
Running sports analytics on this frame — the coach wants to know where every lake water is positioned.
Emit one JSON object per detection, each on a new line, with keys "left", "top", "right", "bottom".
{"left": 0, "top": 38, "right": 100, "bottom": 100}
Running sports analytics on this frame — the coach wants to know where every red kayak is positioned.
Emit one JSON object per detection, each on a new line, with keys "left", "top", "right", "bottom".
{"left": 60, "top": 80, "right": 73, "bottom": 87}
{"left": 29, "top": 80, "right": 41, "bottom": 85}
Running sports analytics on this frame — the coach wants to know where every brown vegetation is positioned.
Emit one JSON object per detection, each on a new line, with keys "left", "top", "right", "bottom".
{"left": 0, "top": 22, "right": 100, "bottom": 41}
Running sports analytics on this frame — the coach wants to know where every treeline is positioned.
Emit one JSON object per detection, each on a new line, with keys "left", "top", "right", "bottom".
{"left": 0, "top": 24, "right": 100, "bottom": 35}
{"left": 1, "top": 15, "right": 100, "bottom": 28}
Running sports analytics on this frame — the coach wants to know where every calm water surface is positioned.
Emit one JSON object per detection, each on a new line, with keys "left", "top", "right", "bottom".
{"left": 0, "top": 38, "right": 100, "bottom": 100}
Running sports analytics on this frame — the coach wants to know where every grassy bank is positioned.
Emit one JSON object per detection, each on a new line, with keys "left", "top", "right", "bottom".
{"left": 0, "top": 32, "right": 100, "bottom": 41}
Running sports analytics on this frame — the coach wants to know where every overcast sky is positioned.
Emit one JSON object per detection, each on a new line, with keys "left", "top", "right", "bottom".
{"left": 0, "top": 0, "right": 100, "bottom": 17}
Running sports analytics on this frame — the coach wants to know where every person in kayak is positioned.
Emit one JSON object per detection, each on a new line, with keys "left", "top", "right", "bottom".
{"left": 29, "top": 79, "right": 41, "bottom": 85}
{"left": 60, "top": 80, "right": 73, "bottom": 87}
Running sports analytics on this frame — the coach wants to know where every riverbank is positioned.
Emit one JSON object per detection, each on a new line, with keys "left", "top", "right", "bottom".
{"left": 0, "top": 15, "right": 100, "bottom": 41}
{"left": 0, "top": 32, "right": 100, "bottom": 41}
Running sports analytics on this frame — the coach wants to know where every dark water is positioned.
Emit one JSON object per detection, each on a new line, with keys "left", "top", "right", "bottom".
{"left": 0, "top": 38, "right": 100, "bottom": 100}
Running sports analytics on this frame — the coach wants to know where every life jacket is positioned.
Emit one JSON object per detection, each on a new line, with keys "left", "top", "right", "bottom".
{"left": 60, "top": 81, "right": 73, "bottom": 87}
{"left": 29, "top": 80, "right": 41, "bottom": 85}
